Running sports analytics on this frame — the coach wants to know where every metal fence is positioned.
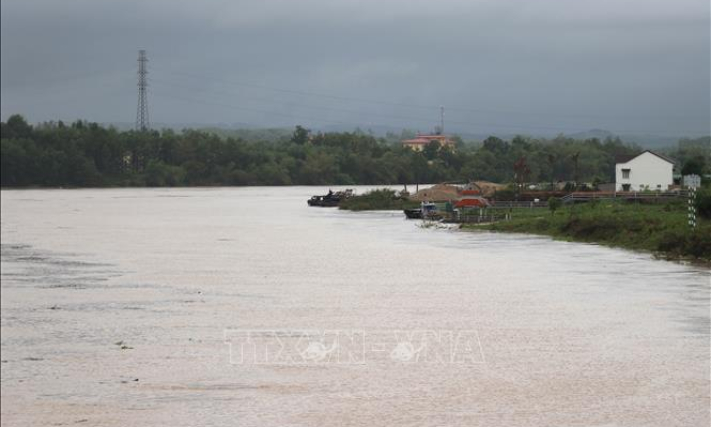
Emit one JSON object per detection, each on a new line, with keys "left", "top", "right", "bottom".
{"left": 560, "top": 191, "right": 686, "bottom": 204}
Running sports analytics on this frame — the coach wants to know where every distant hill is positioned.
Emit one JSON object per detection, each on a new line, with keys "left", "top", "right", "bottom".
{"left": 612, "top": 134, "right": 683, "bottom": 149}
{"left": 566, "top": 129, "right": 615, "bottom": 140}
{"left": 562, "top": 129, "right": 682, "bottom": 149}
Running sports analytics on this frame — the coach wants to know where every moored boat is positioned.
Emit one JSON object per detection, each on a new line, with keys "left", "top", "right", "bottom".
{"left": 403, "top": 208, "right": 422, "bottom": 219}
{"left": 307, "top": 189, "right": 354, "bottom": 207}
{"left": 404, "top": 202, "right": 440, "bottom": 219}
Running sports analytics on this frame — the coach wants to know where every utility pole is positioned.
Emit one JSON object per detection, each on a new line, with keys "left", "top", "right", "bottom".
{"left": 136, "top": 50, "right": 150, "bottom": 131}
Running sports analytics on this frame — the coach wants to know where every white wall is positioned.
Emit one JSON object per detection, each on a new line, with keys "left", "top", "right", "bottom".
{"left": 615, "top": 152, "right": 673, "bottom": 191}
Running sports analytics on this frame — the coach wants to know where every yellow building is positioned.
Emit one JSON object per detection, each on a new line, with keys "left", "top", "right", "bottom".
{"left": 402, "top": 134, "right": 455, "bottom": 151}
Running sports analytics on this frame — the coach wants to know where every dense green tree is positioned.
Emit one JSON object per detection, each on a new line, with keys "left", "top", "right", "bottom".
{"left": 423, "top": 140, "right": 441, "bottom": 160}
{"left": 696, "top": 187, "right": 711, "bottom": 219}
{"left": 291, "top": 125, "right": 310, "bottom": 145}
{"left": 1, "top": 115, "right": 33, "bottom": 140}
{"left": 482, "top": 136, "right": 508, "bottom": 154}
{"left": 2, "top": 116, "right": 689, "bottom": 188}
{"left": 681, "top": 157, "right": 706, "bottom": 176}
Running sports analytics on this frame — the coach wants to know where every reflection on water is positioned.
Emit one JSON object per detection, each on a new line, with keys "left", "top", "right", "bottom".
{"left": 1, "top": 187, "right": 709, "bottom": 427}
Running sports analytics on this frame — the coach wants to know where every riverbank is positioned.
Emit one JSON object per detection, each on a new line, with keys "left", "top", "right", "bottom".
{"left": 463, "top": 201, "right": 711, "bottom": 261}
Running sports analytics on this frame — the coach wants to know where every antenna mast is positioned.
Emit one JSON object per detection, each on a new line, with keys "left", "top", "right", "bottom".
{"left": 136, "top": 50, "right": 150, "bottom": 131}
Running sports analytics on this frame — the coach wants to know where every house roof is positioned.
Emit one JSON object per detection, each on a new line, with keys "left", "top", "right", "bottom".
{"left": 402, "top": 134, "right": 454, "bottom": 145}
{"left": 615, "top": 150, "right": 676, "bottom": 165}
{"left": 614, "top": 154, "right": 636, "bottom": 164}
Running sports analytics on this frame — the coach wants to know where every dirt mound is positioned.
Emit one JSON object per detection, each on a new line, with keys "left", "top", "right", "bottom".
{"left": 410, "top": 184, "right": 461, "bottom": 202}
{"left": 410, "top": 181, "right": 506, "bottom": 201}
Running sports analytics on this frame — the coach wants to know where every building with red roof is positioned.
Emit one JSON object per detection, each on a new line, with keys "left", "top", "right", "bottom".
{"left": 402, "top": 134, "right": 456, "bottom": 152}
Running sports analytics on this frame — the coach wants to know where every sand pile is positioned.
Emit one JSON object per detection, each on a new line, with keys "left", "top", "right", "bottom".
{"left": 410, "top": 181, "right": 506, "bottom": 201}
{"left": 410, "top": 184, "right": 461, "bottom": 202}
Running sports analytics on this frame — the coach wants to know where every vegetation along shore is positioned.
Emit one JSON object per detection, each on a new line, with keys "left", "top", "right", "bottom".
{"left": 338, "top": 187, "right": 711, "bottom": 261}
{"left": 338, "top": 189, "right": 419, "bottom": 211}
{"left": 465, "top": 197, "right": 711, "bottom": 262}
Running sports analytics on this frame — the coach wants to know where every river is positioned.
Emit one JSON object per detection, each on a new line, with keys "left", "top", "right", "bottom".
{"left": 1, "top": 187, "right": 709, "bottom": 426}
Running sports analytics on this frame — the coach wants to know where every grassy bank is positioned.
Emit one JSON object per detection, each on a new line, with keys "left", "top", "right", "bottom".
{"left": 464, "top": 200, "right": 711, "bottom": 261}
{"left": 339, "top": 189, "right": 419, "bottom": 211}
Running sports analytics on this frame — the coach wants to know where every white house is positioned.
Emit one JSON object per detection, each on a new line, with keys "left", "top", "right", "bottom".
{"left": 615, "top": 150, "right": 675, "bottom": 192}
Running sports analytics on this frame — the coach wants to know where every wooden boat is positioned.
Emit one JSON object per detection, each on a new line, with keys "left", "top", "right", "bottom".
{"left": 307, "top": 189, "right": 354, "bottom": 207}
{"left": 403, "top": 208, "right": 422, "bottom": 219}
{"left": 403, "top": 202, "right": 439, "bottom": 219}
{"left": 308, "top": 195, "right": 340, "bottom": 207}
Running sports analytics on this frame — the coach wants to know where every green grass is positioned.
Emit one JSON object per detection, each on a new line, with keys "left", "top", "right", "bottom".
{"left": 338, "top": 189, "right": 419, "bottom": 211}
{"left": 464, "top": 200, "right": 711, "bottom": 261}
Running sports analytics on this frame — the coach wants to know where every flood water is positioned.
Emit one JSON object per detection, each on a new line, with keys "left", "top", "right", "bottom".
{"left": 1, "top": 187, "right": 709, "bottom": 426}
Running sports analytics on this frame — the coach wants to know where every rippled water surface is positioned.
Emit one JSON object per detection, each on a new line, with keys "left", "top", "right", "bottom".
{"left": 1, "top": 187, "right": 709, "bottom": 426}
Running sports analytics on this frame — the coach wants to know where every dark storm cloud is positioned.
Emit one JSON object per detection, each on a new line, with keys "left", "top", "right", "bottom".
{"left": 1, "top": 0, "right": 709, "bottom": 136}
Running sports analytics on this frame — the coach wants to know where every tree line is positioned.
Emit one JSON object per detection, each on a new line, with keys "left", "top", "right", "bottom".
{"left": 1, "top": 115, "right": 708, "bottom": 188}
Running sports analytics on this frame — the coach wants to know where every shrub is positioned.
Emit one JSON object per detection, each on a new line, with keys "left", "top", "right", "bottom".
{"left": 686, "top": 231, "right": 711, "bottom": 259}
{"left": 656, "top": 231, "right": 687, "bottom": 255}
{"left": 695, "top": 188, "right": 711, "bottom": 219}
{"left": 548, "top": 197, "right": 561, "bottom": 215}
{"left": 338, "top": 189, "right": 418, "bottom": 211}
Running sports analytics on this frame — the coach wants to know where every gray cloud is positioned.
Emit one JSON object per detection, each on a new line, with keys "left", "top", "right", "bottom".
{"left": 1, "top": 0, "right": 709, "bottom": 136}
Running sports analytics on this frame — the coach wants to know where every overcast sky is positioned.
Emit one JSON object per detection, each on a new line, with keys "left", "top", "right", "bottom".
{"left": 1, "top": 0, "right": 709, "bottom": 136}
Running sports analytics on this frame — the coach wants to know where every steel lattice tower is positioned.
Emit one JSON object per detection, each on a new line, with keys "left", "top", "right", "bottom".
{"left": 136, "top": 50, "right": 150, "bottom": 131}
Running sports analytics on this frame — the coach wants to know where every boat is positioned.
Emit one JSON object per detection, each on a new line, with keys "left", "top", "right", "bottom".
{"left": 403, "top": 202, "right": 439, "bottom": 220}
{"left": 404, "top": 183, "right": 491, "bottom": 219}
{"left": 403, "top": 208, "right": 422, "bottom": 219}
{"left": 307, "top": 189, "right": 354, "bottom": 207}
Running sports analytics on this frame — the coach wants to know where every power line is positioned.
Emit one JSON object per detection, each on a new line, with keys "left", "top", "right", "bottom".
{"left": 152, "top": 89, "right": 651, "bottom": 135}
{"left": 151, "top": 90, "right": 375, "bottom": 128}
{"left": 153, "top": 68, "right": 708, "bottom": 122}
{"left": 152, "top": 79, "right": 706, "bottom": 135}
{"left": 151, "top": 78, "right": 590, "bottom": 133}
{"left": 154, "top": 69, "right": 437, "bottom": 112}
{"left": 150, "top": 79, "right": 438, "bottom": 124}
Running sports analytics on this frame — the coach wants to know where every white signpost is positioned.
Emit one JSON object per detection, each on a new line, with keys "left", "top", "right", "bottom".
{"left": 683, "top": 174, "right": 701, "bottom": 189}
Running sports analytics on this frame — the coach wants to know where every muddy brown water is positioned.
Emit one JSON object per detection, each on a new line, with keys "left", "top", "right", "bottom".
{"left": 1, "top": 187, "right": 709, "bottom": 426}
